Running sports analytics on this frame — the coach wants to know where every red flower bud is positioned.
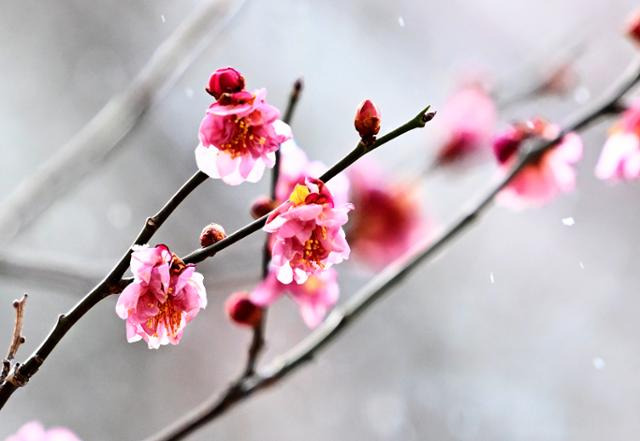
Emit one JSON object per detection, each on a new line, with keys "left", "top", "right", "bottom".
{"left": 225, "top": 291, "right": 263, "bottom": 327}
{"left": 354, "top": 99, "right": 381, "bottom": 141}
{"left": 493, "top": 128, "right": 524, "bottom": 164}
{"left": 250, "top": 196, "right": 277, "bottom": 219}
{"left": 206, "top": 67, "right": 245, "bottom": 99}
{"left": 199, "top": 223, "right": 226, "bottom": 247}
{"left": 627, "top": 9, "right": 640, "bottom": 45}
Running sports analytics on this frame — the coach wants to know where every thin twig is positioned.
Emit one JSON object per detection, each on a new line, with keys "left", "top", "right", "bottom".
{"left": 244, "top": 78, "right": 304, "bottom": 377}
{"left": 1, "top": 295, "right": 27, "bottom": 384}
{"left": 0, "top": 103, "right": 436, "bottom": 409}
{"left": 0, "top": 0, "right": 247, "bottom": 244}
{"left": 181, "top": 104, "right": 436, "bottom": 266}
{"left": 140, "top": 57, "right": 640, "bottom": 441}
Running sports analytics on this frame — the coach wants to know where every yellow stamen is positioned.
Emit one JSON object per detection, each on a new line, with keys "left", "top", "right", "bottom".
{"left": 289, "top": 184, "right": 310, "bottom": 205}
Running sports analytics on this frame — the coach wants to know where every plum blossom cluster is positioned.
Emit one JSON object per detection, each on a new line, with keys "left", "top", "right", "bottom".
{"left": 114, "top": 69, "right": 427, "bottom": 341}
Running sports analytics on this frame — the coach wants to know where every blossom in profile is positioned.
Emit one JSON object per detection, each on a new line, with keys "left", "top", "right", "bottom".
{"left": 264, "top": 179, "right": 352, "bottom": 285}
{"left": 494, "top": 118, "right": 583, "bottom": 209}
{"left": 595, "top": 103, "right": 640, "bottom": 181}
{"left": 115, "top": 245, "right": 207, "bottom": 349}
{"left": 5, "top": 421, "right": 81, "bottom": 441}
{"left": 275, "top": 137, "right": 350, "bottom": 206}
{"left": 347, "top": 161, "right": 428, "bottom": 269}
{"left": 250, "top": 268, "right": 339, "bottom": 328}
{"left": 196, "top": 67, "right": 290, "bottom": 185}
{"left": 433, "top": 83, "right": 496, "bottom": 166}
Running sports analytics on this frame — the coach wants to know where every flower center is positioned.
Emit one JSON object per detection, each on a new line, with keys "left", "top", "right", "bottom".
{"left": 218, "top": 115, "right": 266, "bottom": 158}
{"left": 145, "top": 297, "right": 183, "bottom": 338}
{"left": 289, "top": 184, "right": 310, "bottom": 205}
{"left": 300, "top": 226, "right": 329, "bottom": 267}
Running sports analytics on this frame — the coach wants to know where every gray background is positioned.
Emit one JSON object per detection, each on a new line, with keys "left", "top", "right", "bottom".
{"left": 1, "top": 0, "right": 640, "bottom": 440}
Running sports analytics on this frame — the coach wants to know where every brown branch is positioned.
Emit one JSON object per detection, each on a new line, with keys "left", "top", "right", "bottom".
{"left": 140, "top": 57, "right": 640, "bottom": 441}
{"left": 180, "top": 104, "right": 436, "bottom": 266}
{"left": 0, "top": 0, "right": 248, "bottom": 244}
{"left": 0, "top": 103, "right": 435, "bottom": 410}
{"left": 1, "top": 295, "right": 27, "bottom": 384}
{"left": 244, "top": 78, "right": 304, "bottom": 377}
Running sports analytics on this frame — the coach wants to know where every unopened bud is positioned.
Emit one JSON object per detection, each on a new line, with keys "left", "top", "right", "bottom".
{"left": 250, "top": 196, "right": 277, "bottom": 219}
{"left": 199, "top": 223, "right": 226, "bottom": 247}
{"left": 493, "top": 128, "right": 524, "bottom": 164}
{"left": 206, "top": 67, "right": 245, "bottom": 99}
{"left": 354, "top": 99, "right": 381, "bottom": 141}
{"left": 225, "top": 291, "right": 263, "bottom": 327}
{"left": 627, "top": 9, "right": 640, "bottom": 45}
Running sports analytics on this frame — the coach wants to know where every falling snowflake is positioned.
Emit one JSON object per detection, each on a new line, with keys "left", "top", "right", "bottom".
{"left": 592, "top": 357, "right": 606, "bottom": 370}
{"left": 398, "top": 16, "right": 405, "bottom": 27}
{"left": 561, "top": 217, "right": 575, "bottom": 226}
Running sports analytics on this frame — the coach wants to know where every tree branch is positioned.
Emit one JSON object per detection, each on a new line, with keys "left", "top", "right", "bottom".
{"left": 0, "top": 103, "right": 435, "bottom": 410}
{"left": 140, "top": 57, "right": 640, "bottom": 441}
{"left": 0, "top": 0, "right": 247, "bottom": 244}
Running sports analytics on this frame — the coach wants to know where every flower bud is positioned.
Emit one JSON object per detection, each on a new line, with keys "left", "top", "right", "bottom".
{"left": 206, "top": 67, "right": 245, "bottom": 99}
{"left": 225, "top": 291, "right": 263, "bottom": 327}
{"left": 627, "top": 9, "right": 640, "bottom": 45}
{"left": 199, "top": 223, "right": 226, "bottom": 247}
{"left": 250, "top": 196, "right": 277, "bottom": 219}
{"left": 354, "top": 99, "right": 381, "bottom": 140}
{"left": 493, "top": 128, "right": 523, "bottom": 164}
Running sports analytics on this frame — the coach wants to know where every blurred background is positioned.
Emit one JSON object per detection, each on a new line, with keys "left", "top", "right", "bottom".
{"left": 2, "top": 0, "right": 640, "bottom": 439}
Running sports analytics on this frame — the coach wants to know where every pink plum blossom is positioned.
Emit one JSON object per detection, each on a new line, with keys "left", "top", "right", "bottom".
{"left": 250, "top": 268, "right": 339, "bottom": 328}
{"left": 275, "top": 137, "right": 350, "bottom": 206}
{"left": 115, "top": 244, "right": 207, "bottom": 349}
{"left": 5, "top": 421, "right": 81, "bottom": 441}
{"left": 494, "top": 118, "right": 583, "bottom": 209}
{"left": 196, "top": 80, "right": 291, "bottom": 185}
{"left": 595, "top": 104, "right": 640, "bottom": 181}
{"left": 347, "top": 161, "right": 428, "bottom": 269}
{"left": 434, "top": 83, "right": 496, "bottom": 166}
{"left": 264, "top": 178, "right": 352, "bottom": 285}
